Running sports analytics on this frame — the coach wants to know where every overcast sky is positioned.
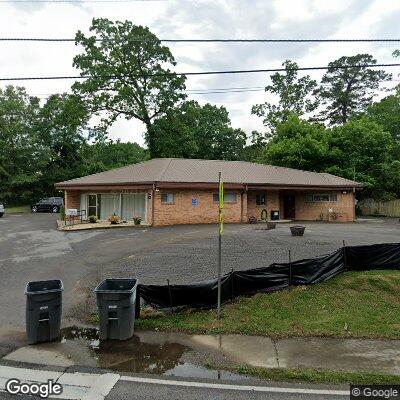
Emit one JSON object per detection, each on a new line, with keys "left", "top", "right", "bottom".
{"left": 1, "top": 0, "right": 400, "bottom": 146}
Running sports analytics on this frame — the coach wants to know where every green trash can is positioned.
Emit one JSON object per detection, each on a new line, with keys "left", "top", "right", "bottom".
{"left": 94, "top": 278, "right": 138, "bottom": 341}
{"left": 25, "top": 280, "right": 63, "bottom": 345}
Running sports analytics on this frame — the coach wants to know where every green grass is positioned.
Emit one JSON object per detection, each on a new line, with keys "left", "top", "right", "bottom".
{"left": 5, "top": 205, "right": 31, "bottom": 213}
{"left": 136, "top": 270, "right": 400, "bottom": 339}
{"left": 234, "top": 365, "right": 400, "bottom": 385}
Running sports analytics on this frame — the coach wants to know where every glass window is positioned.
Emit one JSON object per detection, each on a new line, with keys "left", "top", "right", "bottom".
{"left": 305, "top": 193, "right": 338, "bottom": 202}
{"left": 213, "top": 193, "right": 237, "bottom": 203}
{"left": 256, "top": 193, "right": 266, "bottom": 205}
{"left": 161, "top": 193, "right": 174, "bottom": 204}
{"left": 122, "top": 193, "right": 146, "bottom": 221}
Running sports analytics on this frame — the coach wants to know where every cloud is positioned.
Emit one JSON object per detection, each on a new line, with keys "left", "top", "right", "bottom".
{"left": 0, "top": 0, "right": 398, "bottom": 146}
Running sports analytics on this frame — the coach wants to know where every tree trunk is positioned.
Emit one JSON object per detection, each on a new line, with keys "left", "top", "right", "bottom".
{"left": 144, "top": 119, "right": 157, "bottom": 158}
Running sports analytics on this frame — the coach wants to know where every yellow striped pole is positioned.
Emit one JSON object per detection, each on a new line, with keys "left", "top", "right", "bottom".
{"left": 217, "top": 172, "right": 223, "bottom": 319}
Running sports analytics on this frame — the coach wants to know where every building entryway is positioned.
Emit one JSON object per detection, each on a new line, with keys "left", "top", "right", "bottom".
{"left": 80, "top": 193, "right": 147, "bottom": 222}
{"left": 283, "top": 194, "right": 296, "bottom": 219}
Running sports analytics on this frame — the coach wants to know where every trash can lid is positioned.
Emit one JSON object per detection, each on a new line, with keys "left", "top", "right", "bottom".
{"left": 94, "top": 278, "right": 138, "bottom": 294}
{"left": 25, "top": 279, "right": 64, "bottom": 295}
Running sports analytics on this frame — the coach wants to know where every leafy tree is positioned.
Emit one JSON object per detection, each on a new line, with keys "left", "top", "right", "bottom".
{"left": 262, "top": 115, "right": 329, "bottom": 171}
{"left": 73, "top": 18, "right": 186, "bottom": 157}
{"left": 262, "top": 115, "right": 398, "bottom": 199}
{"left": 251, "top": 60, "right": 318, "bottom": 135}
{"left": 83, "top": 141, "right": 148, "bottom": 174}
{"left": 239, "top": 130, "right": 266, "bottom": 162}
{"left": 0, "top": 86, "right": 43, "bottom": 204}
{"left": 317, "top": 54, "right": 391, "bottom": 125}
{"left": 364, "top": 94, "right": 400, "bottom": 142}
{"left": 34, "top": 94, "right": 90, "bottom": 196}
{"left": 152, "top": 101, "right": 247, "bottom": 160}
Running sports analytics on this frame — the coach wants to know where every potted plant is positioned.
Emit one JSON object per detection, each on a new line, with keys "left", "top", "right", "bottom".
{"left": 108, "top": 214, "right": 120, "bottom": 225}
{"left": 133, "top": 215, "right": 142, "bottom": 225}
{"left": 248, "top": 216, "right": 258, "bottom": 224}
{"left": 88, "top": 215, "right": 98, "bottom": 223}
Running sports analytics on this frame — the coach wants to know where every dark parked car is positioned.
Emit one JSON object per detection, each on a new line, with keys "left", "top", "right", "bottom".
{"left": 31, "top": 197, "right": 63, "bottom": 213}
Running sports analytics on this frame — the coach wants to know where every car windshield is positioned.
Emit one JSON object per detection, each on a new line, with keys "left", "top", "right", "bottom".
{"left": 39, "top": 199, "right": 50, "bottom": 203}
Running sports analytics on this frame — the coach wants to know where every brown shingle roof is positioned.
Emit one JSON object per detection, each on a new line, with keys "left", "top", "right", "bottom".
{"left": 56, "top": 158, "right": 361, "bottom": 188}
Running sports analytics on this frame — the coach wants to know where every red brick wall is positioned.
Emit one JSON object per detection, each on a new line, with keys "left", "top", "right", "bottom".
{"left": 153, "top": 189, "right": 243, "bottom": 226}
{"left": 64, "top": 190, "right": 80, "bottom": 210}
{"left": 64, "top": 188, "right": 356, "bottom": 225}
{"left": 295, "top": 191, "right": 355, "bottom": 222}
{"left": 247, "top": 190, "right": 280, "bottom": 220}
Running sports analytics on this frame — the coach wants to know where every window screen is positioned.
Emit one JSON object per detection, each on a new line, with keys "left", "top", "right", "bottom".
{"left": 256, "top": 193, "right": 266, "bottom": 205}
{"left": 213, "top": 193, "right": 237, "bottom": 203}
{"left": 305, "top": 193, "right": 338, "bottom": 202}
{"left": 161, "top": 193, "right": 174, "bottom": 204}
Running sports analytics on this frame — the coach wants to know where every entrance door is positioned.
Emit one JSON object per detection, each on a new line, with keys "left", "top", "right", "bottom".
{"left": 88, "top": 194, "right": 98, "bottom": 217}
{"left": 283, "top": 194, "right": 296, "bottom": 219}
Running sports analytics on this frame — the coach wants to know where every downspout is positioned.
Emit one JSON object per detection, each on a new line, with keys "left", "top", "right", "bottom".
{"left": 151, "top": 182, "right": 156, "bottom": 226}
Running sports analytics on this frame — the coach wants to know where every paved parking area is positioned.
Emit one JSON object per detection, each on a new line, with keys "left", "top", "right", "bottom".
{"left": 0, "top": 213, "right": 399, "bottom": 351}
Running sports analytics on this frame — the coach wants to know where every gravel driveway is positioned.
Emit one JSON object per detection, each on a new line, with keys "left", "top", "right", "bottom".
{"left": 0, "top": 213, "right": 399, "bottom": 353}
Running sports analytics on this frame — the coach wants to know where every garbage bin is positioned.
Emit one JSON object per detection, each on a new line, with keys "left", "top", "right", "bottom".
{"left": 25, "top": 280, "right": 63, "bottom": 345}
{"left": 271, "top": 210, "right": 280, "bottom": 220}
{"left": 94, "top": 278, "right": 138, "bottom": 341}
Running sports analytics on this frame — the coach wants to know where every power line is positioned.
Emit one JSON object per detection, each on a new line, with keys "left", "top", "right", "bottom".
{"left": 0, "top": 0, "right": 164, "bottom": 2}
{"left": 1, "top": 63, "right": 399, "bottom": 81}
{"left": 1, "top": 37, "right": 400, "bottom": 43}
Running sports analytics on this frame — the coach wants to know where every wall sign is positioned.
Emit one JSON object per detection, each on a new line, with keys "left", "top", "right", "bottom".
{"left": 191, "top": 198, "right": 198, "bottom": 206}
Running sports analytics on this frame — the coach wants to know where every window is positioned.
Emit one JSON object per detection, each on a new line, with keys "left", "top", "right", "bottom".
{"left": 256, "top": 193, "right": 266, "bottom": 205}
{"left": 305, "top": 193, "right": 338, "bottom": 202}
{"left": 213, "top": 193, "right": 237, "bottom": 203}
{"left": 161, "top": 193, "right": 174, "bottom": 204}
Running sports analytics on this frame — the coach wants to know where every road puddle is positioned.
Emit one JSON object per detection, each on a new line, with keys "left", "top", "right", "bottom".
{"left": 56, "top": 326, "right": 248, "bottom": 380}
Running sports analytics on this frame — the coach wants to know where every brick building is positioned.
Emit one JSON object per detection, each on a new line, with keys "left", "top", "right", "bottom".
{"left": 55, "top": 158, "right": 362, "bottom": 226}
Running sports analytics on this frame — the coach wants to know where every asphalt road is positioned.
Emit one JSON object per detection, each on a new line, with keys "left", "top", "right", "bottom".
{"left": 0, "top": 363, "right": 350, "bottom": 400}
{"left": 106, "top": 377, "right": 349, "bottom": 400}
{"left": 0, "top": 212, "right": 399, "bottom": 353}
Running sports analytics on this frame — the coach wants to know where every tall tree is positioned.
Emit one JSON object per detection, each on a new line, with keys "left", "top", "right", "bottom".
{"left": 262, "top": 115, "right": 399, "bottom": 199}
{"left": 251, "top": 60, "right": 318, "bottom": 135}
{"left": 0, "top": 86, "right": 43, "bottom": 204}
{"left": 34, "top": 93, "right": 90, "bottom": 195}
{"left": 365, "top": 94, "right": 400, "bottom": 143}
{"left": 83, "top": 140, "right": 148, "bottom": 174}
{"left": 317, "top": 54, "right": 391, "bottom": 125}
{"left": 152, "top": 101, "right": 247, "bottom": 160}
{"left": 73, "top": 18, "right": 187, "bottom": 157}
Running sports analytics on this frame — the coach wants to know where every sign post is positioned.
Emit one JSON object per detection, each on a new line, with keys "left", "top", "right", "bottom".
{"left": 217, "top": 172, "right": 224, "bottom": 319}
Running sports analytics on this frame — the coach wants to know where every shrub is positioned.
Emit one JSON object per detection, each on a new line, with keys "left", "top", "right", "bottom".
{"left": 133, "top": 215, "right": 142, "bottom": 225}
{"left": 108, "top": 214, "right": 120, "bottom": 224}
{"left": 88, "top": 215, "right": 98, "bottom": 223}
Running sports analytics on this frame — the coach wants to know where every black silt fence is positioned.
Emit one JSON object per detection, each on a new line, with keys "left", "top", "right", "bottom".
{"left": 137, "top": 242, "right": 400, "bottom": 313}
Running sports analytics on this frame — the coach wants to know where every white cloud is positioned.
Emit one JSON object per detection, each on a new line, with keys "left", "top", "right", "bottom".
{"left": 0, "top": 0, "right": 399, "bottom": 146}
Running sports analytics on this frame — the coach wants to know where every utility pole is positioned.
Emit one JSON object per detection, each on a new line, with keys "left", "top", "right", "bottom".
{"left": 217, "top": 171, "right": 223, "bottom": 319}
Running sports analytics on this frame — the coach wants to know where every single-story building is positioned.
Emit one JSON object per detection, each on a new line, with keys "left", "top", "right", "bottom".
{"left": 55, "top": 158, "right": 362, "bottom": 226}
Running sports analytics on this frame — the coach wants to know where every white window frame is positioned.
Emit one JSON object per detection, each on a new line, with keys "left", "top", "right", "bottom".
{"left": 213, "top": 192, "right": 237, "bottom": 204}
{"left": 161, "top": 193, "right": 174, "bottom": 204}
{"left": 305, "top": 193, "right": 338, "bottom": 203}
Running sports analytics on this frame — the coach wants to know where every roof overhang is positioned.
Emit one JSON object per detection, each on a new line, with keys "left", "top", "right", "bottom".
{"left": 56, "top": 180, "right": 362, "bottom": 191}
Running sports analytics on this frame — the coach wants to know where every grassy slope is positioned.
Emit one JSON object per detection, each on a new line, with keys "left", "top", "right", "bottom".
{"left": 234, "top": 366, "right": 400, "bottom": 385}
{"left": 136, "top": 270, "right": 400, "bottom": 339}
